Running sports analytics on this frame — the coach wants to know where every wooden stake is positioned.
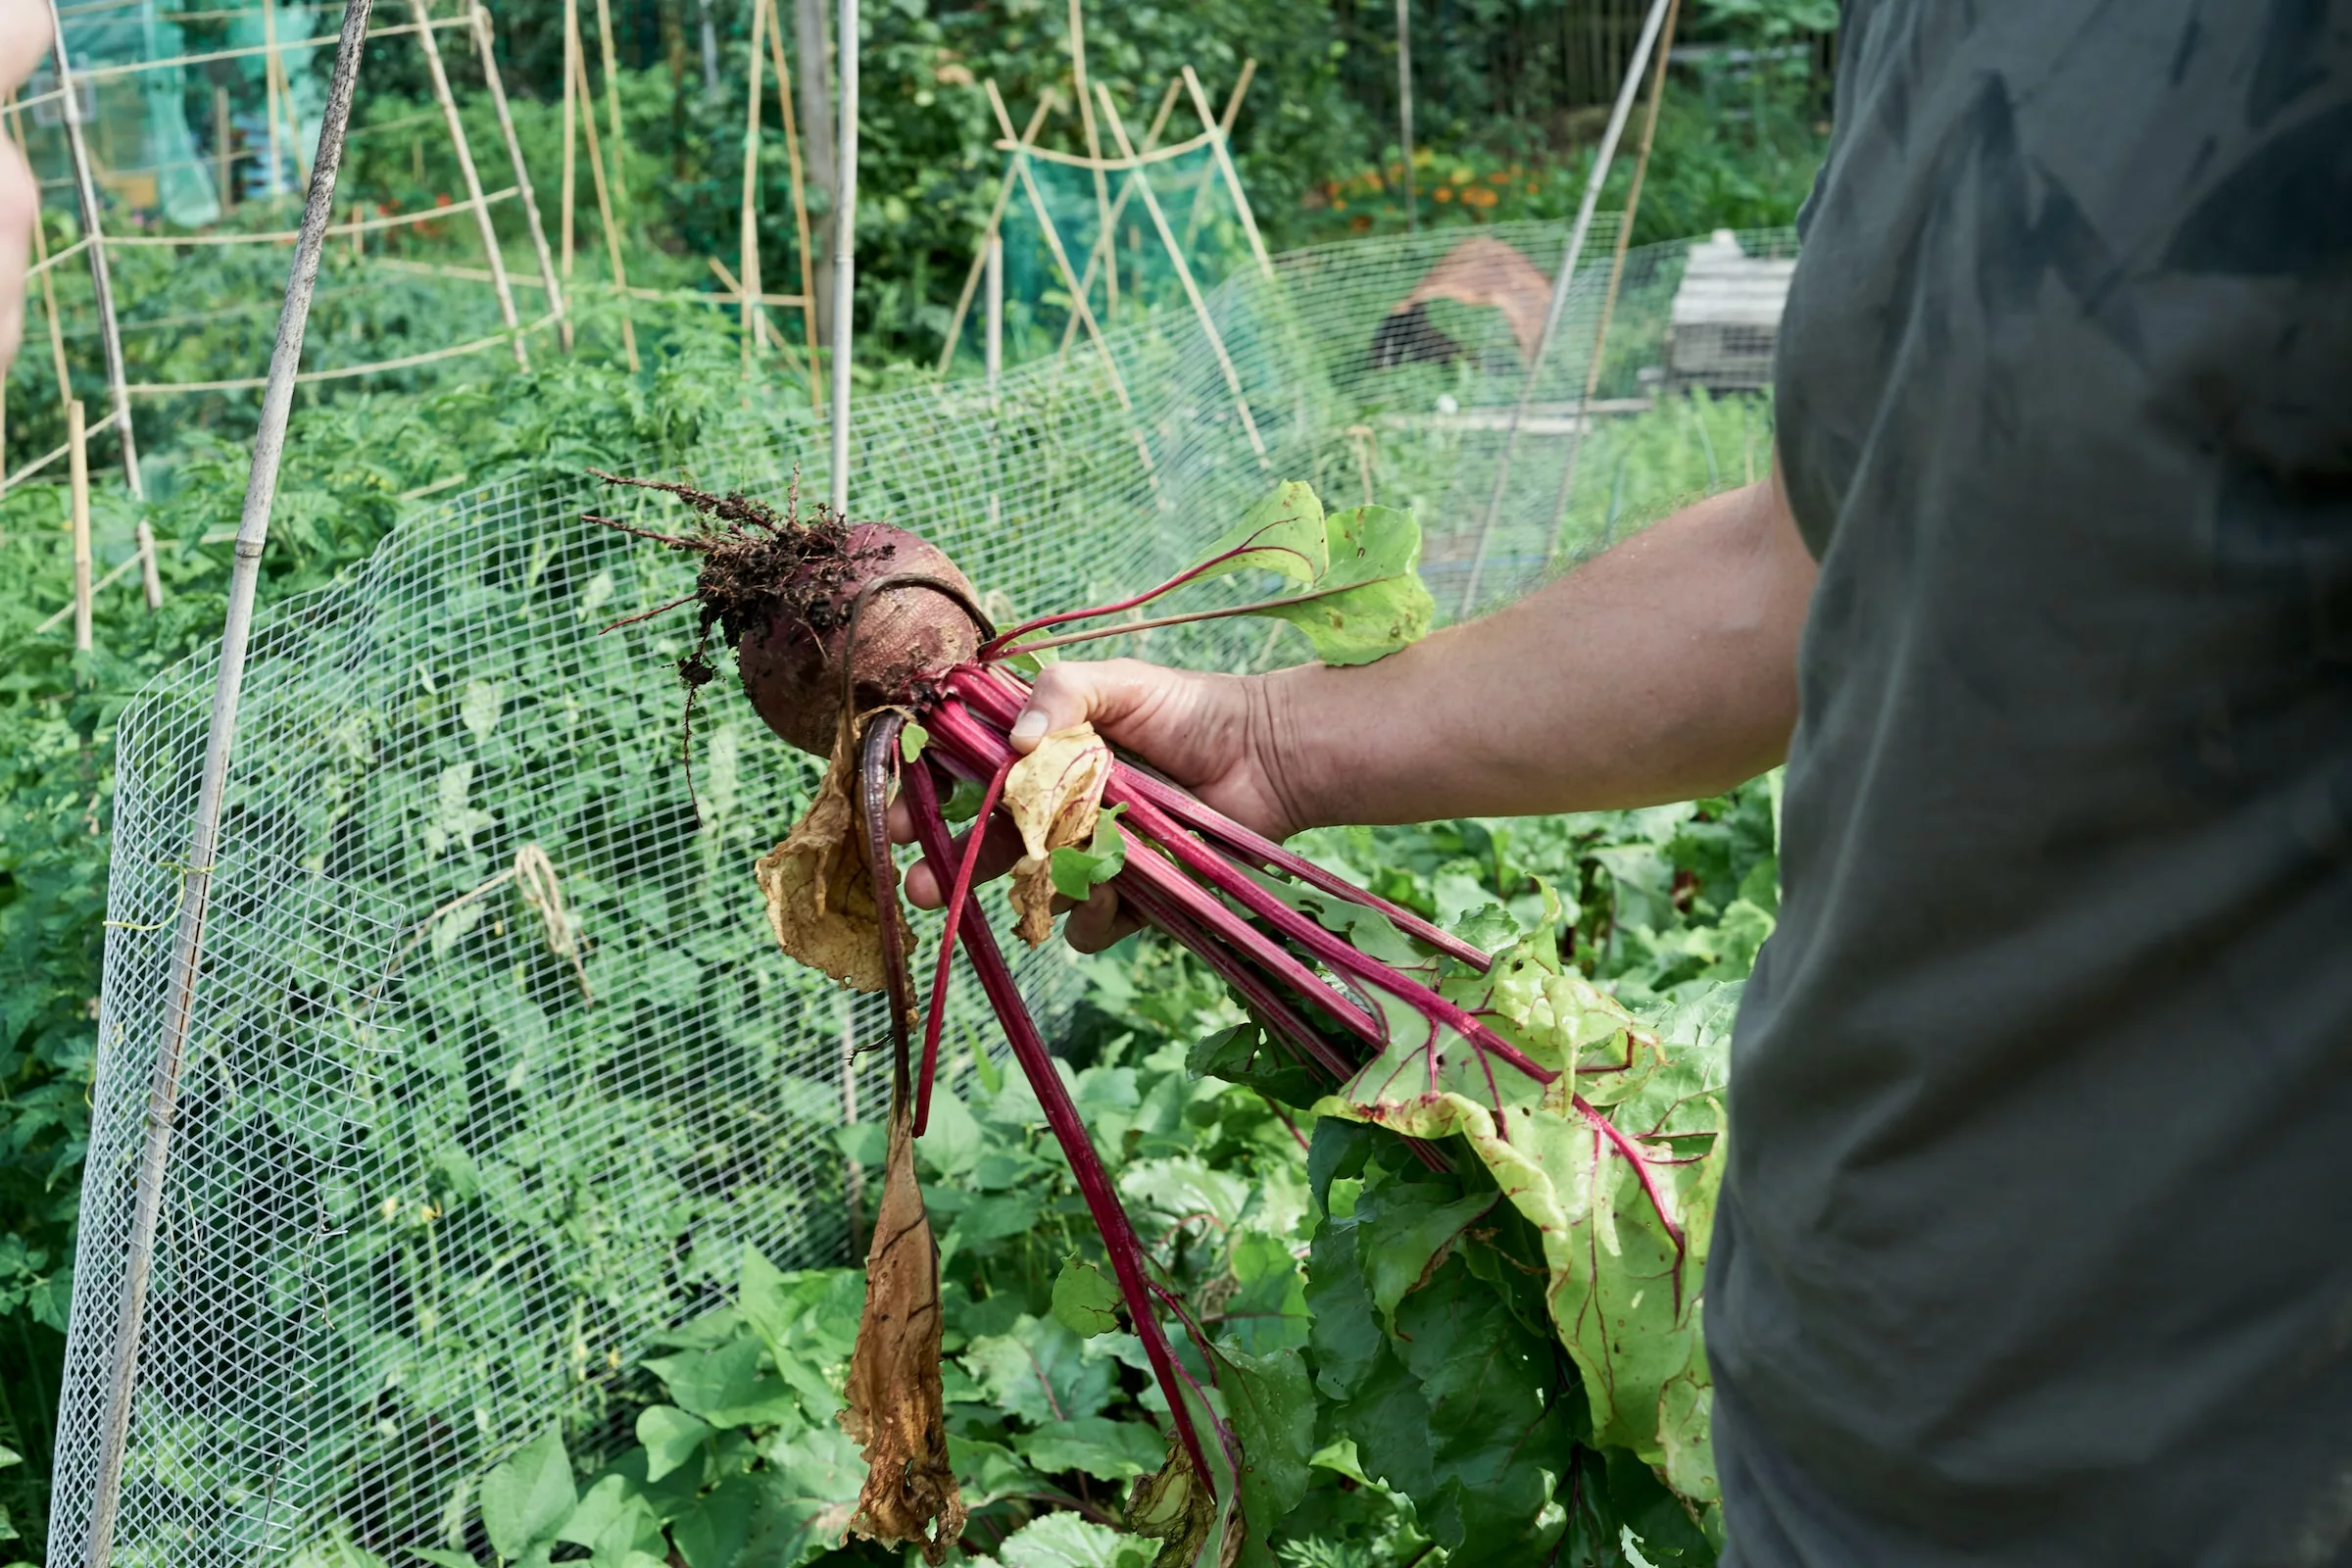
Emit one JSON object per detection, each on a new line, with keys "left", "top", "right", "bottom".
{"left": 1461, "top": 0, "right": 1674, "bottom": 614}
{"left": 470, "top": 3, "right": 570, "bottom": 353}
{"left": 1095, "top": 83, "right": 1264, "bottom": 462}
{"left": 134, "top": 516, "right": 162, "bottom": 612}
{"left": 561, "top": 0, "right": 577, "bottom": 279}
{"left": 1178, "top": 63, "right": 1252, "bottom": 250}
{"left": 68, "top": 400, "right": 89, "bottom": 650}
{"left": 214, "top": 82, "right": 233, "bottom": 209}
{"left": 78, "top": 5, "right": 376, "bottom": 1557}
{"left": 1065, "top": 0, "right": 1114, "bottom": 323}
{"left": 739, "top": 0, "right": 766, "bottom": 376}
{"left": 593, "top": 0, "right": 631, "bottom": 223}
{"left": 936, "top": 86, "right": 1053, "bottom": 374}
{"left": 412, "top": 0, "right": 526, "bottom": 368}
{"left": 1181, "top": 66, "right": 1270, "bottom": 279}
{"left": 1061, "top": 76, "right": 1179, "bottom": 359}
{"left": 571, "top": 44, "right": 637, "bottom": 369}
{"left": 760, "top": 0, "right": 820, "bottom": 412}
{"left": 44, "top": 0, "right": 142, "bottom": 496}
{"left": 1545, "top": 0, "right": 1681, "bottom": 540}
{"left": 1396, "top": 0, "right": 1416, "bottom": 230}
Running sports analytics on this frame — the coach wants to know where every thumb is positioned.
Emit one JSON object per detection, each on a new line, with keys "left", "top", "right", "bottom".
{"left": 1008, "top": 658, "right": 1178, "bottom": 753}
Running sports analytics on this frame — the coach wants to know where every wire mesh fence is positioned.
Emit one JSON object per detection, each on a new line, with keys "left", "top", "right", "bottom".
{"left": 50, "top": 217, "right": 1790, "bottom": 1566}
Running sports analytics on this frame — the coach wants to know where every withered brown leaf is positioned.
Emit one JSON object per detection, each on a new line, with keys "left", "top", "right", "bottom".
{"left": 756, "top": 721, "right": 914, "bottom": 991}
{"left": 839, "top": 1099, "right": 967, "bottom": 1563}
{"left": 1125, "top": 1429, "right": 1240, "bottom": 1568}
{"left": 1003, "top": 722, "right": 1113, "bottom": 947}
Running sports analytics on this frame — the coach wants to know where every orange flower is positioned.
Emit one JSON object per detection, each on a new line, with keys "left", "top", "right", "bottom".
{"left": 1434, "top": 185, "right": 1452, "bottom": 202}
{"left": 1462, "top": 184, "right": 1499, "bottom": 208}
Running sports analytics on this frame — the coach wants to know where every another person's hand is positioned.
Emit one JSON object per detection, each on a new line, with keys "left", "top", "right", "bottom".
{"left": 0, "top": 0, "right": 52, "bottom": 373}
{"left": 896, "top": 659, "right": 1300, "bottom": 953}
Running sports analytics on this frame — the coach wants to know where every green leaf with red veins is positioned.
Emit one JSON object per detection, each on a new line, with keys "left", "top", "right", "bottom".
{"left": 1319, "top": 895, "right": 1731, "bottom": 1509}
{"left": 1188, "top": 479, "right": 1329, "bottom": 586}
{"left": 1248, "top": 506, "right": 1437, "bottom": 666}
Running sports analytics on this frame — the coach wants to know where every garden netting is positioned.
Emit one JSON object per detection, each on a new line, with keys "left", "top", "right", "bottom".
{"left": 49, "top": 217, "right": 1791, "bottom": 1566}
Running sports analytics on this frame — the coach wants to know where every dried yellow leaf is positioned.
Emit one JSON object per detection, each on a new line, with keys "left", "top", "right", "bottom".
{"left": 840, "top": 1100, "right": 967, "bottom": 1563}
{"left": 756, "top": 724, "right": 911, "bottom": 991}
{"left": 1002, "top": 722, "right": 1113, "bottom": 946}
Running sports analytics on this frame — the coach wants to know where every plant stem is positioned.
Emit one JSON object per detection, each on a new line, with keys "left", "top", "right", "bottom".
{"left": 902, "top": 758, "right": 1217, "bottom": 1488}
{"left": 987, "top": 575, "right": 1415, "bottom": 662}
{"left": 976, "top": 539, "right": 1284, "bottom": 656}
{"left": 915, "top": 752, "right": 1014, "bottom": 1136}
{"left": 954, "top": 665, "right": 1489, "bottom": 969}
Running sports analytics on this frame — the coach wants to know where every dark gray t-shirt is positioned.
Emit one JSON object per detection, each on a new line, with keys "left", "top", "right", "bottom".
{"left": 1710, "top": 4, "right": 2352, "bottom": 1563}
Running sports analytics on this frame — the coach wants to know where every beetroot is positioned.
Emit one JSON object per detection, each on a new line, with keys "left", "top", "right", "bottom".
{"left": 583, "top": 471, "right": 1693, "bottom": 1567}
{"left": 735, "top": 520, "right": 979, "bottom": 756}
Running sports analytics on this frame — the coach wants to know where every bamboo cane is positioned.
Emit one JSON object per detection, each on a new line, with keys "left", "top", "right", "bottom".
{"left": 827, "top": 0, "right": 857, "bottom": 512}
{"left": 1396, "top": 0, "right": 1416, "bottom": 230}
{"left": 5, "top": 92, "right": 73, "bottom": 424}
{"left": 68, "top": 399, "right": 90, "bottom": 651}
{"left": 43, "top": 0, "right": 143, "bottom": 495}
{"left": 739, "top": 0, "right": 766, "bottom": 375}
{"left": 561, "top": 0, "right": 576, "bottom": 279}
{"left": 1180, "top": 66, "right": 1270, "bottom": 280}
{"left": 77, "top": 2, "right": 375, "bottom": 1561}
{"left": 571, "top": 42, "right": 637, "bottom": 369}
{"left": 1177, "top": 63, "right": 1252, "bottom": 252}
{"left": 411, "top": 0, "right": 525, "bottom": 368}
{"left": 261, "top": 0, "right": 285, "bottom": 192}
{"left": 934, "top": 87, "right": 1053, "bottom": 374}
{"left": 760, "top": 0, "right": 821, "bottom": 412}
{"left": 1058, "top": 76, "right": 1179, "bottom": 359}
{"left": 214, "top": 81, "right": 232, "bottom": 209}
{"left": 1095, "top": 83, "right": 1264, "bottom": 463}
{"left": 1544, "top": 0, "right": 1681, "bottom": 546}
{"left": 470, "top": 3, "right": 569, "bottom": 353}
{"left": 1065, "top": 0, "right": 1113, "bottom": 323}
{"left": 593, "top": 0, "right": 630, "bottom": 222}
{"left": 1458, "top": 0, "right": 1673, "bottom": 617}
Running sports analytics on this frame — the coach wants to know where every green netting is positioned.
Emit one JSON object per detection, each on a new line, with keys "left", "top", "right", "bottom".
{"left": 49, "top": 217, "right": 1790, "bottom": 1565}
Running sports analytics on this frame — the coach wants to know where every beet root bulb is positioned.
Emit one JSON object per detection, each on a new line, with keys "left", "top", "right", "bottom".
{"left": 735, "top": 522, "right": 980, "bottom": 757}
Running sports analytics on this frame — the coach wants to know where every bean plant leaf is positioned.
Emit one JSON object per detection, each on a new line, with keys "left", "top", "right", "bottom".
{"left": 1052, "top": 1254, "right": 1123, "bottom": 1338}
{"left": 1050, "top": 804, "right": 1129, "bottom": 903}
{"left": 478, "top": 1425, "right": 576, "bottom": 1559}
{"left": 636, "top": 1404, "right": 713, "bottom": 1484}
{"left": 1186, "top": 1022, "right": 1322, "bottom": 1110}
{"left": 996, "top": 1510, "right": 1158, "bottom": 1568}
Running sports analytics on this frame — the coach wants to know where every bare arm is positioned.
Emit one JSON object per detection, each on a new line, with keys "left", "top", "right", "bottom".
{"left": 904, "top": 469, "right": 1817, "bottom": 943}
{"left": 0, "top": 0, "right": 51, "bottom": 371}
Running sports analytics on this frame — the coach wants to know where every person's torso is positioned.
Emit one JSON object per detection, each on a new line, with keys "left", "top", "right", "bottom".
{"left": 1713, "top": 3, "right": 2352, "bottom": 1562}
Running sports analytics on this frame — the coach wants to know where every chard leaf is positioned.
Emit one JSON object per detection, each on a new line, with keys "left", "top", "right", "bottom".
{"left": 1016, "top": 1414, "right": 1167, "bottom": 1481}
{"left": 1210, "top": 1342, "right": 1316, "bottom": 1549}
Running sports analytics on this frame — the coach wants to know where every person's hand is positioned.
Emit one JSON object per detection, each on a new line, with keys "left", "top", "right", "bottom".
{"left": 892, "top": 659, "right": 1303, "bottom": 953}
{"left": 0, "top": 0, "right": 52, "bottom": 372}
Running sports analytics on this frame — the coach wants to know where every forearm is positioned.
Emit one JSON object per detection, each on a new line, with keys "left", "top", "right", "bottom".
{"left": 1256, "top": 475, "right": 1814, "bottom": 830}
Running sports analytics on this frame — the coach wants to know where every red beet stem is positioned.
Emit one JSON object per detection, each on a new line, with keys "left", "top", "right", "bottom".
{"left": 913, "top": 753, "right": 1015, "bottom": 1138}
{"left": 902, "top": 758, "right": 1217, "bottom": 1488}
{"left": 974, "top": 539, "right": 1287, "bottom": 660}
{"left": 859, "top": 711, "right": 915, "bottom": 1102}
{"left": 921, "top": 702, "right": 1390, "bottom": 1051}
{"left": 951, "top": 665, "right": 1490, "bottom": 971}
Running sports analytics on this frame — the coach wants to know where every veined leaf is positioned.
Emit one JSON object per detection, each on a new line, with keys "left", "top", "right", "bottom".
{"left": 1050, "top": 804, "right": 1129, "bottom": 903}
{"left": 478, "top": 1425, "right": 576, "bottom": 1560}
{"left": 1189, "top": 479, "right": 1329, "bottom": 587}
{"left": 1247, "top": 506, "right": 1436, "bottom": 667}
{"left": 1052, "top": 1254, "right": 1123, "bottom": 1338}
